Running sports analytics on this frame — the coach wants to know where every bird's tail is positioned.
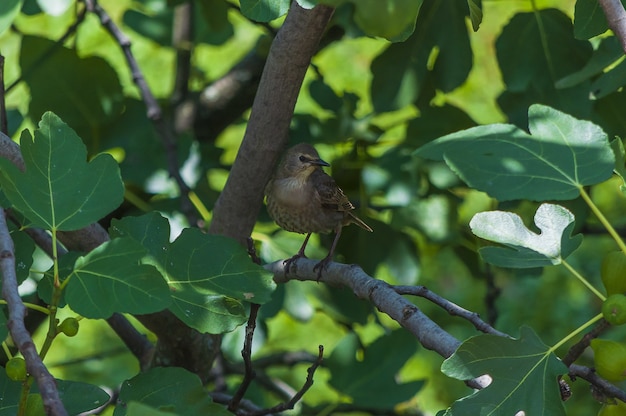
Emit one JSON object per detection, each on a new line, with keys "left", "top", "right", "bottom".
{"left": 349, "top": 212, "right": 373, "bottom": 232}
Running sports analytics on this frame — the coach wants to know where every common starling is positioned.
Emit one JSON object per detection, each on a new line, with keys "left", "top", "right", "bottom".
{"left": 265, "top": 143, "right": 372, "bottom": 277}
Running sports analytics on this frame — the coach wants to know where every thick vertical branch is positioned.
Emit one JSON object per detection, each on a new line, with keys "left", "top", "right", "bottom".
{"left": 208, "top": 3, "right": 335, "bottom": 243}
{"left": 598, "top": 0, "right": 626, "bottom": 53}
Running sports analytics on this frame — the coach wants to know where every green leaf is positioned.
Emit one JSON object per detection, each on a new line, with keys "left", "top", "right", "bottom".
{"left": 114, "top": 367, "right": 230, "bottom": 416}
{"left": 0, "top": 0, "right": 21, "bottom": 35}
{"left": 0, "top": 373, "right": 110, "bottom": 415}
{"left": 496, "top": 10, "right": 592, "bottom": 126}
{"left": 467, "top": 0, "right": 482, "bottom": 31}
{"left": 370, "top": 0, "right": 471, "bottom": 112}
{"left": 66, "top": 238, "right": 171, "bottom": 319}
{"left": 110, "top": 212, "right": 171, "bottom": 266}
{"left": 351, "top": 0, "right": 422, "bottom": 41}
{"left": 110, "top": 214, "right": 273, "bottom": 333}
{"left": 20, "top": 36, "right": 124, "bottom": 138}
{"left": 0, "top": 370, "right": 26, "bottom": 415}
{"left": 556, "top": 37, "right": 623, "bottom": 89}
{"left": 240, "top": 0, "right": 290, "bottom": 22}
{"left": 10, "top": 228, "right": 35, "bottom": 285}
{"left": 416, "top": 104, "right": 614, "bottom": 201}
{"left": 573, "top": 0, "right": 623, "bottom": 39}
{"left": 166, "top": 229, "right": 275, "bottom": 304}
{"left": 0, "top": 112, "right": 125, "bottom": 231}
{"left": 590, "top": 59, "right": 626, "bottom": 99}
{"left": 441, "top": 326, "right": 567, "bottom": 416}
{"left": 48, "top": 379, "right": 111, "bottom": 415}
{"left": 470, "top": 203, "right": 582, "bottom": 268}
{"left": 328, "top": 330, "right": 423, "bottom": 408}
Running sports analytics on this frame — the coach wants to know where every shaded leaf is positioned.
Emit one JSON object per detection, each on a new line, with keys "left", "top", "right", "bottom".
{"left": 556, "top": 37, "right": 623, "bottom": 89}
{"left": 166, "top": 229, "right": 275, "bottom": 304}
{"left": 370, "top": 0, "right": 471, "bottom": 112}
{"left": 441, "top": 326, "right": 567, "bottom": 416}
{"left": 20, "top": 36, "right": 124, "bottom": 138}
{"left": 0, "top": 112, "right": 124, "bottom": 231}
{"left": 470, "top": 203, "right": 582, "bottom": 268}
{"left": 496, "top": 10, "right": 592, "bottom": 126}
{"left": 111, "top": 214, "right": 274, "bottom": 333}
{"left": 66, "top": 238, "right": 171, "bottom": 319}
{"left": 467, "top": 0, "right": 482, "bottom": 31}
{"left": 416, "top": 104, "right": 614, "bottom": 201}
{"left": 114, "top": 367, "right": 230, "bottom": 416}
{"left": 328, "top": 330, "right": 423, "bottom": 408}
{"left": 573, "top": 0, "right": 622, "bottom": 39}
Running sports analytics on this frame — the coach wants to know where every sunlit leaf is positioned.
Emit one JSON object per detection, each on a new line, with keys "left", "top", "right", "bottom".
{"left": 416, "top": 104, "right": 614, "bottom": 201}
{"left": 470, "top": 203, "right": 582, "bottom": 268}
{"left": 0, "top": 112, "right": 124, "bottom": 231}
{"left": 441, "top": 326, "right": 567, "bottom": 416}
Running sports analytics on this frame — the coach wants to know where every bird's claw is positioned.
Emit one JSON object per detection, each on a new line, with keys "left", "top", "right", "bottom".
{"left": 313, "top": 257, "right": 331, "bottom": 282}
{"left": 283, "top": 253, "right": 307, "bottom": 273}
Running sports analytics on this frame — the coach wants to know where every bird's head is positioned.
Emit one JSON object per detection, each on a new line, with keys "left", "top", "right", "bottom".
{"left": 279, "top": 143, "right": 330, "bottom": 179}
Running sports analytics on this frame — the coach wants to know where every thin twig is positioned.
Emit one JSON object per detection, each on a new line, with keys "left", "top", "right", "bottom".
{"left": 82, "top": 0, "right": 197, "bottom": 224}
{"left": 569, "top": 364, "right": 626, "bottom": 402}
{"left": 247, "top": 345, "right": 324, "bottom": 416}
{"left": 0, "top": 209, "right": 67, "bottom": 416}
{"left": 562, "top": 319, "right": 610, "bottom": 366}
{"left": 229, "top": 303, "right": 261, "bottom": 411}
{"left": 393, "top": 285, "right": 510, "bottom": 337}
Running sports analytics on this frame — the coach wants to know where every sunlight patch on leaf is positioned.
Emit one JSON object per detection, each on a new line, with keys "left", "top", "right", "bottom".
{"left": 416, "top": 104, "right": 614, "bottom": 202}
{"left": 470, "top": 203, "right": 582, "bottom": 268}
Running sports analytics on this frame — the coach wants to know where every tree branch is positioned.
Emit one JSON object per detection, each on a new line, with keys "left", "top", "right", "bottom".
{"left": 0, "top": 209, "right": 67, "bottom": 416}
{"left": 598, "top": 0, "right": 626, "bottom": 53}
{"left": 82, "top": 0, "right": 197, "bottom": 224}
{"left": 208, "top": 2, "right": 335, "bottom": 244}
{"left": 267, "top": 259, "right": 462, "bottom": 359}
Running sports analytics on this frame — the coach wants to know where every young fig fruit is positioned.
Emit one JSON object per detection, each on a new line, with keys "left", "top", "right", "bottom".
{"left": 5, "top": 357, "right": 27, "bottom": 381}
{"left": 591, "top": 339, "right": 626, "bottom": 382}
{"left": 602, "top": 294, "right": 626, "bottom": 325}
{"left": 601, "top": 251, "right": 626, "bottom": 296}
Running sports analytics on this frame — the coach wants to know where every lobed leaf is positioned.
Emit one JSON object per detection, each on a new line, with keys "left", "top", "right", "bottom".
{"left": 416, "top": 104, "right": 614, "bottom": 201}
{"left": 114, "top": 367, "right": 230, "bottom": 416}
{"left": 441, "top": 326, "right": 567, "bottom": 416}
{"left": 65, "top": 238, "right": 171, "bottom": 319}
{"left": 0, "top": 112, "right": 124, "bottom": 231}
{"left": 470, "top": 203, "right": 582, "bottom": 268}
{"left": 110, "top": 213, "right": 275, "bottom": 333}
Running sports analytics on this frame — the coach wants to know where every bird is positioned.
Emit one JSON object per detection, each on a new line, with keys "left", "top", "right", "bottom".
{"left": 265, "top": 143, "right": 372, "bottom": 278}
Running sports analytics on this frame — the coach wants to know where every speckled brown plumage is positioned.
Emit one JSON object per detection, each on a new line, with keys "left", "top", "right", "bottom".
{"left": 265, "top": 143, "right": 372, "bottom": 277}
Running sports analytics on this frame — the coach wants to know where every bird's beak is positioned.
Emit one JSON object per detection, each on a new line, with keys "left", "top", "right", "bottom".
{"left": 311, "top": 158, "right": 330, "bottom": 167}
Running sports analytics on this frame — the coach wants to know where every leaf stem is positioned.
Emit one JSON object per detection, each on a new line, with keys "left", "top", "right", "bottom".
{"left": 0, "top": 300, "right": 50, "bottom": 315}
{"left": 550, "top": 313, "right": 603, "bottom": 352}
{"left": 579, "top": 186, "right": 626, "bottom": 255}
{"left": 561, "top": 259, "right": 606, "bottom": 301}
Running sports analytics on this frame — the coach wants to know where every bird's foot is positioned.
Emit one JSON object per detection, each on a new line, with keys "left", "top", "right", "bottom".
{"left": 313, "top": 256, "right": 332, "bottom": 282}
{"left": 283, "top": 253, "right": 307, "bottom": 273}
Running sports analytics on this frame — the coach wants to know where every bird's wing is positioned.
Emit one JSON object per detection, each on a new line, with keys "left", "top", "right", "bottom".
{"left": 312, "top": 170, "right": 355, "bottom": 212}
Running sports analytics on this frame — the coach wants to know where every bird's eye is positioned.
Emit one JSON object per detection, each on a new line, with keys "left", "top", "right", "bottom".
{"left": 298, "top": 155, "right": 307, "bottom": 162}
